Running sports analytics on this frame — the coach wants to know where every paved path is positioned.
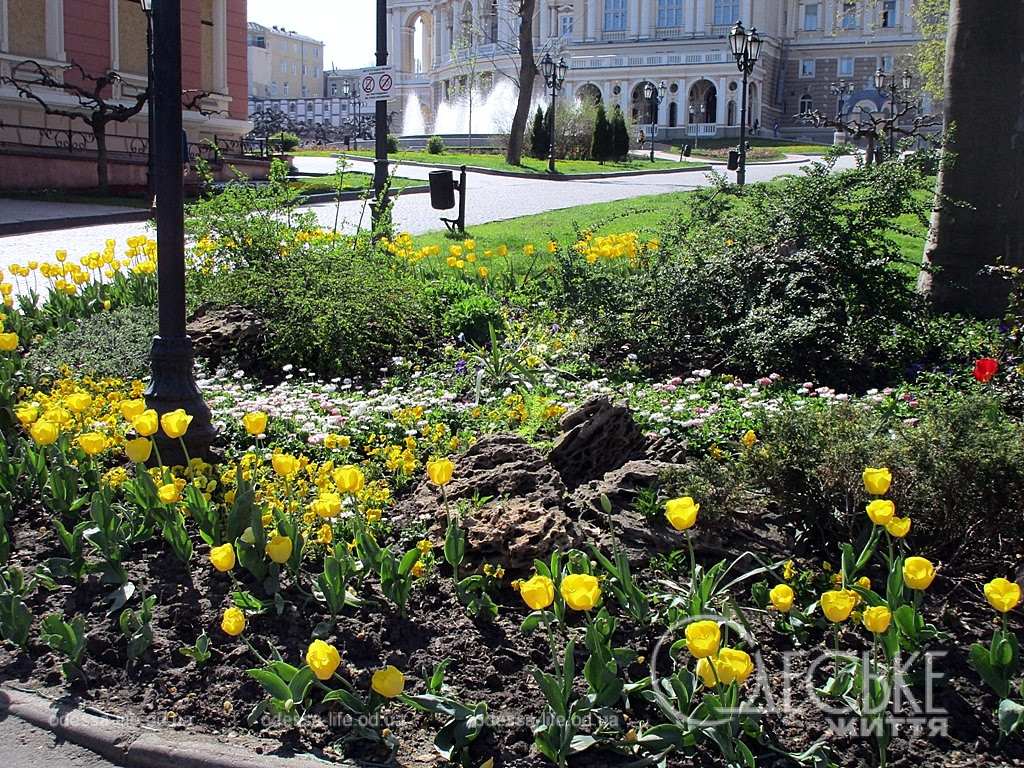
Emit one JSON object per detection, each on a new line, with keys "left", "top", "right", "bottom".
{"left": 0, "top": 713, "right": 116, "bottom": 767}
{"left": 0, "top": 154, "right": 854, "bottom": 274}
{"left": 0, "top": 199, "right": 145, "bottom": 227}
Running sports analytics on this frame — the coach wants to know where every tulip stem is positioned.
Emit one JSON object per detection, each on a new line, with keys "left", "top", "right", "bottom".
{"left": 241, "top": 634, "right": 271, "bottom": 666}
{"left": 179, "top": 437, "right": 191, "bottom": 466}
{"left": 686, "top": 534, "right": 698, "bottom": 613}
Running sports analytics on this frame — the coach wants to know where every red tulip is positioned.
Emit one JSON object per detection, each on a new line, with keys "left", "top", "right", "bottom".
{"left": 973, "top": 357, "right": 999, "bottom": 383}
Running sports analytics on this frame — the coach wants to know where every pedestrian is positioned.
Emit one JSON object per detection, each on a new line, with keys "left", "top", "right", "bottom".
{"left": 637, "top": 129, "right": 646, "bottom": 149}
{"left": 772, "top": 121, "right": 780, "bottom": 138}
{"left": 753, "top": 118, "right": 760, "bottom": 135}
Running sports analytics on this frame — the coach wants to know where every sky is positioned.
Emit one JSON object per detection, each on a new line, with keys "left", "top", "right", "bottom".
{"left": 247, "top": 0, "right": 378, "bottom": 70}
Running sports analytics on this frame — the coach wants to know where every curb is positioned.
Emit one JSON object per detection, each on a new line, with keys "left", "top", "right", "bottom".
{"left": 334, "top": 153, "right": 713, "bottom": 180}
{"left": 0, "top": 209, "right": 152, "bottom": 237}
{"left": 0, "top": 685, "right": 350, "bottom": 768}
{"left": 298, "top": 184, "right": 429, "bottom": 205}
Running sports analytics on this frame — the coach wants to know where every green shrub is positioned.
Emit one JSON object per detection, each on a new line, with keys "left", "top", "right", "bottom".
{"left": 423, "top": 277, "right": 504, "bottom": 345}
{"left": 559, "top": 157, "right": 940, "bottom": 387}
{"left": 427, "top": 135, "right": 446, "bottom": 154}
{"left": 269, "top": 131, "right": 300, "bottom": 153}
{"left": 590, "top": 103, "right": 612, "bottom": 163}
{"left": 386, "top": 134, "right": 400, "bottom": 153}
{"left": 23, "top": 307, "right": 155, "bottom": 382}
{"left": 196, "top": 240, "right": 440, "bottom": 378}
{"left": 529, "top": 106, "right": 549, "bottom": 160}
{"left": 739, "top": 388, "right": 1024, "bottom": 558}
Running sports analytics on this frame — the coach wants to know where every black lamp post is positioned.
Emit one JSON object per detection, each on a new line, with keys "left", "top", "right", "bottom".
{"left": 141, "top": 0, "right": 154, "bottom": 210}
{"left": 875, "top": 67, "right": 912, "bottom": 159}
{"left": 643, "top": 80, "right": 666, "bottom": 163}
{"left": 540, "top": 52, "right": 567, "bottom": 174}
{"left": 728, "top": 20, "right": 762, "bottom": 186}
{"left": 147, "top": 0, "right": 215, "bottom": 461}
{"left": 342, "top": 80, "right": 362, "bottom": 150}
{"left": 688, "top": 102, "right": 704, "bottom": 150}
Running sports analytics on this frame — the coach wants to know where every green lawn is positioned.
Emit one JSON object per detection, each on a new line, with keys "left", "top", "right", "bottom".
{"left": 343, "top": 149, "right": 704, "bottom": 175}
{"left": 289, "top": 171, "right": 421, "bottom": 195}
{"left": 406, "top": 179, "right": 932, "bottom": 283}
{"left": 668, "top": 137, "right": 835, "bottom": 161}
{"left": 2, "top": 190, "right": 148, "bottom": 208}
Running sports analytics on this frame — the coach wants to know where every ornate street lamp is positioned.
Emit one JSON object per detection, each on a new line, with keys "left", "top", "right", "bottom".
{"left": 643, "top": 79, "right": 666, "bottom": 163}
{"left": 341, "top": 80, "right": 361, "bottom": 150}
{"left": 140, "top": 0, "right": 154, "bottom": 210}
{"left": 147, "top": 0, "right": 215, "bottom": 461}
{"left": 830, "top": 80, "right": 854, "bottom": 120}
{"left": 688, "top": 101, "right": 705, "bottom": 150}
{"left": 728, "top": 20, "right": 761, "bottom": 186}
{"left": 540, "top": 52, "right": 567, "bottom": 173}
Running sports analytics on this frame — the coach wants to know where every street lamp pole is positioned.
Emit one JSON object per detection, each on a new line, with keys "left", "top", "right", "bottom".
{"left": 372, "top": 0, "right": 389, "bottom": 227}
{"left": 644, "top": 80, "right": 666, "bottom": 163}
{"left": 689, "top": 102, "right": 704, "bottom": 150}
{"left": 141, "top": 0, "right": 154, "bottom": 210}
{"left": 728, "top": 20, "right": 762, "bottom": 187}
{"left": 830, "top": 80, "right": 853, "bottom": 121}
{"left": 874, "top": 68, "right": 911, "bottom": 160}
{"left": 540, "top": 53, "right": 567, "bottom": 174}
{"left": 147, "top": 0, "right": 215, "bottom": 460}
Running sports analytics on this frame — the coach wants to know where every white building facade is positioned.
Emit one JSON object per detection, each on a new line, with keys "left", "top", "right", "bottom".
{"left": 385, "top": 0, "right": 925, "bottom": 139}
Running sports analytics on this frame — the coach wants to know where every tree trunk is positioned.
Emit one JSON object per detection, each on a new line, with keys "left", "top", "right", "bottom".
{"left": 94, "top": 122, "right": 109, "bottom": 195}
{"left": 505, "top": 0, "right": 537, "bottom": 166}
{"left": 917, "top": 0, "right": 1024, "bottom": 317}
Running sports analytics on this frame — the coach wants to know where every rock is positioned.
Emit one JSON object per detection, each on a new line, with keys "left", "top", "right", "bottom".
{"left": 548, "top": 397, "right": 645, "bottom": 489}
{"left": 400, "top": 435, "right": 575, "bottom": 569}
{"left": 186, "top": 304, "right": 265, "bottom": 369}
{"left": 571, "top": 459, "right": 689, "bottom": 559}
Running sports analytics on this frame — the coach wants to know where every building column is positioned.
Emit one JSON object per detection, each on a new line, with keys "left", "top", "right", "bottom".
{"left": 716, "top": 75, "right": 727, "bottom": 123}
{"left": 539, "top": 0, "right": 550, "bottom": 41}
{"left": 45, "top": 0, "right": 65, "bottom": 60}
{"left": 695, "top": 0, "right": 705, "bottom": 31}
{"left": 586, "top": 0, "right": 598, "bottom": 40}
{"left": 213, "top": 0, "right": 227, "bottom": 93}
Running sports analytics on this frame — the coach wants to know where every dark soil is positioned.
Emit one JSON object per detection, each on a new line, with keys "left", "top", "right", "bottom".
{"left": 1, "top": 498, "right": 1022, "bottom": 768}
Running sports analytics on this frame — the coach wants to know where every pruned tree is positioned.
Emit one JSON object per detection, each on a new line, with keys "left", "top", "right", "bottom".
{"left": 529, "top": 105, "right": 547, "bottom": 159}
{"left": 590, "top": 102, "right": 612, "bottom": 163}
{"left": 611, "top": 105, "right": 629, "bottom": 161}
{"left": 797, "top": 101, "right": 940, "bottom": 165}
{"left": 2, "top": 60, "right": 148, "bottom": 193}
{"left": 917, "top": 0, "right": 1024, "bottom": 316}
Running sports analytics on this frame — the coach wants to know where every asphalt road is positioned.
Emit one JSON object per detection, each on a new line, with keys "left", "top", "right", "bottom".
{"left": 0, "top": 713, "right": 118, "bottom": 767}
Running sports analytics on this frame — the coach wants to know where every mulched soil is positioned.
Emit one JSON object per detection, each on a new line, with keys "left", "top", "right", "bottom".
{"left": 1, "top": 497, "right": 1022, "bottom": 768}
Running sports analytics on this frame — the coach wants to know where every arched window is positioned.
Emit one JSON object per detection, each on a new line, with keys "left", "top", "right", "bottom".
{"left": 799, "top": 94, "right": 813, "bottom": 115}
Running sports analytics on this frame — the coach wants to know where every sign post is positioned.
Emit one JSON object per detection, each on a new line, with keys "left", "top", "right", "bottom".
{"left": 372, "top": 0, "right": 390, "bottom": 230}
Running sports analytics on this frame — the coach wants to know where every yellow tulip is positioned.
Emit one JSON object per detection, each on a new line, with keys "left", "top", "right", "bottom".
{"left": 242, "top": 411, "right": 268, "bottom": 436}
{"left": 77, "top": 432, "right": 107, "bottom": 456}
{"left": 132, "top": 409, "right": 159, "bottom": 437}
{"left": 209, "top": 543, "right": 236, "bottom": 572}
{"left": 161, "top": 408, "right": 193, "bottom": 439}
{"left": 769, "top": 583, "right": 794, "bottom": 613}
{"left": 664, "top": 496, "right": 700, "bottom": 531}
{"left": 716, "top": 648, "right": 754, "bottom": 685}
{"left": 862, "top": 605, "right": 892, "bottom": 634}
{"left": 265, "top": 533, "right": 293, "bottom": 564}
{"left": 0, "top": 332, "right": 19, "bottom": 352}
{"left": 885, "top": 517, "right": 911, "bottom": 538}
{"left": 820, "top": 590, "right": 857, "bottom": 623}
{"left": 695, "top": 656, "right": 719, "bottom": 687}
{"left": 371, "top": 665, "right": 406, "bottom": 698}
{"left": 862, "top": 467, "right": 892, "bottom": 496}
{"left": 311, "top": 492, "right": 342, "bottom": 518}
{"left": 902, "top": 556, "right": 936, "bottom": 591}
{"left": 984, "top": 577, "right": 1021, "bottom": 613}
{"left": 684, "top": 620, "right": 722, "bottom": 658}
{"left": 221, "top": 607, "right": 245, "bottom": 636}
{"left": 272, "top": 453, "right": 300, "bottom": 477}
{"left": 65, "top": 392, "right": 92, "bottom": 414}
{"left": 125, "top": 437, "right": 152, "bottom": 464}
{"left": 29, "top": 419, "right": 60, "bottom": 446}
{"left": 559, "top": 573, "right": 601, "bottom": 611}
{"left": 740, "top": 430, "right": 757, "bottom": 448}
{"left": 333, "top": 464, "right": 365, "bottom": 494}
{"left": 519, "top": 574, "right": 555, "bottom": 611}
{"left": 426, "top": 458, "right": 455, "bottom": 486}
{"left": 306, "top": 639, "right": 341, "bottom": 680}
{"left": 15, "top": 406, "right": 38, "bottom": 426}
{"left": 120, "top": 399, "right": 146, "bottom": 420}
{"left": 866, "top": 499, "right": 895, "bottom": 526}
{"left": 158, "top": 483, "right": 181, "bottom": 504}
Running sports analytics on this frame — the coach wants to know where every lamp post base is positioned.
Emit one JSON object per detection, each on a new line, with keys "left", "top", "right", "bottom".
{"left": 145, "top": 334, "right": 216, "bottom": 465}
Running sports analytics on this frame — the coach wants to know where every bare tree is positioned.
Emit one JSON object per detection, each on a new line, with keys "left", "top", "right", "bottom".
{"left": 797, "top": 102, "right": 940, "bottom": 165}
{"left": 506, "top": 0, "right": 538, "bottom": 165}
{"left": 1, "top": 60, "right": 148, "bottom": 194}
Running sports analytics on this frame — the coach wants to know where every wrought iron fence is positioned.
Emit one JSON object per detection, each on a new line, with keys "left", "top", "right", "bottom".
{"left": 0, "top": 121, "right": 268, "bottom": 162}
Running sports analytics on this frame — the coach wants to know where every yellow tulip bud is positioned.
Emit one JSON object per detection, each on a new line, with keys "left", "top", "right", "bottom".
{"left": 664, "top": 496, "right": 699, "bottom": 531}
{"left": 885, "top": 517, "right": 911, "bottom": 538}
{"left": 242, "top": 411, "right": 268, "bottom": 436}
{"left": 862, "top": 605, "right": 892, "bottom": 634}
{"left": 984, "top": 577, "right": 1022, "bottom": 613}
{"left": 158, "top": 483, "right": 181, "bottom": 505}
{"left": 820, "top": 589, "right": 857, "bottom": 623}
{"left": 221, "top": 607, "right": 245, "bottom": 636}
{"left": 161, "top": 408, "right": 193, "bottom": 439}
{"left": 265, "top": 533, "right": 293, "bottom": 564}
{"left": 125, "top": 437, "right": 153, "bottom": 464}
{"left": 769, "top": 583, "right": 794, "bottom": 613}
{"left": 371, "top": 665, "right": 406, "bottom": 698}
{"left": 559, "top": 573, "right": 601, "bottom": 611}
{"left": 120, "top": 399, "right": 146, "bottom": 420}
{"left": 426, "top": 458, "right": 454, "bottom": 486}
{"left": 902, "top": 556, "right": 936, "bottom": 591}
{"left": 684, "top": 620, "right": 722, "bottom": 658}
{"left": 132, "top": 409, "right": 159, "bottom": 437}
{"left": 862, "top": 467, "right": 892, "bottom": 496}
{"left": 30, "top": 419, "right": 60, "bottom": 446}
{"left": 866, "top": 499, "right": 895, "bottom": 526}
{"left": 0, "top": 332, "right": 19, "bottom": 352}
{"left": 333, "top": 464, "right": 365, "bottom": 494}
{"left": 305, "top": 639, "right": 341, "bottom": 680}
{"left": 519, "top": 574, "right": 555, "bottom": 611}
{"left": 210, "top": 543, "right": 236, "bottom": 573}
{"left": 76, "top": 432, "right": 107, "bottom": 456}
{"left": 272, "top": 453, "right": 300, "bottom": 477}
